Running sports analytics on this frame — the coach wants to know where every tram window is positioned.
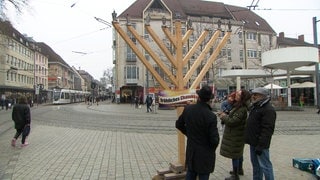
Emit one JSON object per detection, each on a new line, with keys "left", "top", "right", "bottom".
{"left": 65, "top": 93, "right": 70, "bottom": 99}
{"left": 61, "top": 92, "right": 65, "bottom": 99}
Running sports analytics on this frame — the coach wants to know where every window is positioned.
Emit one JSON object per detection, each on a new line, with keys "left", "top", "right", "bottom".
{"left": 145, "top": 53, "right": 150, "bottom": 61}
{"left": 65, "top": 93, "right": 70, "bottom": 99}
{"left": 227, "top": 48, "right": 231, "bottom": 61}
{"left": 258, "top": 50, "right": 262, "bottom": 61}
{"left": 247, "top": 49, "right": 257, "bottom": 58}
{"left": 217, "top": 68, "right": 226, "bottom": 78}
{"left": 246, "top": 32, "right": 257, "bottom": 41}
{"left": 144, "top": 27, "right": 149, "bottom": 40}
{"left": 124, "top": 66, "right": 139, "bottom": 80}
{"left": 154, "top": 66, "right": 165, "bottom": 80}
{"left": 219, "top": 31, "right": 225, "bottom": 38}
{"left": 126, "top": 24, "right": 137, "bottom": 62}
{"left": 238, "top": 32, "right": 243, "bottom": 44}
{"left": 219, "top": 48, "right": 226, "bottom": 58}
{"left": 239, "top": 50, "right": 244, "bottom": 62}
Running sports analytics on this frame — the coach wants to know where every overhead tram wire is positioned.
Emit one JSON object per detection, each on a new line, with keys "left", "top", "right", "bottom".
{"left": 52, "top": 27, "right": 108, "bottom": 45}
{"left": 255, "top": 8, "right": 320, "bottom": 11}
{"left": 61, "top": 2, "right": 113, "bottom": 46}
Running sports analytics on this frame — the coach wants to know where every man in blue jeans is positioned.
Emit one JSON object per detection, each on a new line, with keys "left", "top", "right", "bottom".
{"left": 245, "top": 87, "right": 276, "bottom": 180}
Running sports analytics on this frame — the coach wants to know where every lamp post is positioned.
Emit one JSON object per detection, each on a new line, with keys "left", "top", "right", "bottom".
{"left": 313, "top": 17, "right": 320, "bottom": 108}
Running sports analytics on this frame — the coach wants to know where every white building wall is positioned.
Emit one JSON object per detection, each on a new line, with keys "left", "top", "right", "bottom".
{"left": 114, "top": 13, "right": 277, "bottom": 93}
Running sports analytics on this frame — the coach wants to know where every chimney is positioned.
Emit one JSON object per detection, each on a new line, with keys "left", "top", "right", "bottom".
{"left": 279, "top": 32, "right": 284, "bottom": 39}
{"left": 298, "top": 35, "right": 304, "bottom": 42}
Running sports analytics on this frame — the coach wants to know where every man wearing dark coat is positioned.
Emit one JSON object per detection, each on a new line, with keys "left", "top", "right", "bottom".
{"left": 11, "top": 95, "right": 31, "bottom": 147}
{"left": 245, "top": 87, "right": 276, "bottom": 180}
{"left": 176, "top": 86, "right": 220, "bottom": 180}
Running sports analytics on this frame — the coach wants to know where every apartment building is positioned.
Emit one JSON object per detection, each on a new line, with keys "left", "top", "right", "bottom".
{"left": 71, "top": 66, "right": 87, "bottom": 91}
{"left": 0, "top": 20, "right": 95, "bottom": 104}
{"left": 112, "top": 0, "right": 276, "bottom": 103}
{"left": 0, "top": 20, "right": 36, "bottom": 103}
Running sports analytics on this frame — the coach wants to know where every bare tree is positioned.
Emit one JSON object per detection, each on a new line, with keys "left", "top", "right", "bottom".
{"left": 1, "top": 0, "right": 30, "bottom": 20}
{"left": 100, "top": 67, "right": 113, "bottom": 87}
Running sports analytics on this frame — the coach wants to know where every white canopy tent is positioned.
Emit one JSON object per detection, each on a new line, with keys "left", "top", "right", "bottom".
{"left": 262, "top": 47, "right": 319, "bottom": 106}
{"left": 291, "top": 82, "right": 316, "bottom": 88}
{"left": 264, "top": 83, "right": 285, "bottom": 89}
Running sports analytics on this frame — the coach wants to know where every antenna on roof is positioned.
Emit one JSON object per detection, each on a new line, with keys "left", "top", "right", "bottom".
{"left": 247, "top": 0, "right": 260, "bottom": 10}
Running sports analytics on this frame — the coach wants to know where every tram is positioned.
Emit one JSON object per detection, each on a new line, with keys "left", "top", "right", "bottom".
{"left": 53, "top": 89, "right": 90, "bottom": 104}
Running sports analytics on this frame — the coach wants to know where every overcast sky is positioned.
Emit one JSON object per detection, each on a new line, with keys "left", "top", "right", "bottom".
{"left": 7, "top": 0, "right": 320, "bottom": 79}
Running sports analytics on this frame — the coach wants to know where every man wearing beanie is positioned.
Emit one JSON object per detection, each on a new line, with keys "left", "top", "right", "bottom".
{"left": 176, "top": 86, "right": 220, "bottom": 180}
{"left": 245, "top": 87, "right": 276, "bottom": 180}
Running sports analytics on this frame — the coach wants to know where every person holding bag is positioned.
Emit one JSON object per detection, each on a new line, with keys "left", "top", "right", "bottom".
{"left": 11, "top": 95, "right": 31, "bottom": 147}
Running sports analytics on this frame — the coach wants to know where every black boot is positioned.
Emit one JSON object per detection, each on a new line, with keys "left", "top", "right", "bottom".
{"left": 225, "top": 167, "right": 239, "bottom": 180}
{"left": 229, "top": 168, "right": 244, "bottom": 175}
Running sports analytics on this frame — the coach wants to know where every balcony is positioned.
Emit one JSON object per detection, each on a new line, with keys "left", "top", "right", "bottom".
{"left": 125, "top": 78, "right": 138, "bottom": 84}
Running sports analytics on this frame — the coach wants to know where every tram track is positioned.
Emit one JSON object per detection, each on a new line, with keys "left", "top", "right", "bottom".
{"left": 3, "top": 103, "right": 320, "bottom": 135}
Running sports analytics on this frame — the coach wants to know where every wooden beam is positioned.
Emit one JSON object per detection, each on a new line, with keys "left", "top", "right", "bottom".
{"left": 162, "top": 26, "right": 177, "bottom": 48}
{"left": 145, "top": 25, "right": 177, "bottom": 68}
{"left": 112, "top": 21, "right": 169, "bottom": 89}
{"left": 128, "top": 25, "right": 178, "bottom": 87}
{"left": 191, "top": 31, "right": 231, "bottom": 89}
{"left": 182, "top": 29, "right": 194, "bottom": 45}
{"left": 183, "top": 30, "right": 220, "bottom": 85}
{"left": 175, "top": 20, "right": 183, "bottom": 90}
{"left": 174, "top": 20, "right": 186, "bottom": 165}
{"left": 182, "top": 30, "right": 209, "bottom": 67}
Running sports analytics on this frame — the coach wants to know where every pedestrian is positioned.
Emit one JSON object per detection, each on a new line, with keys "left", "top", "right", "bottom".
{"left": 220, "top": 91, "right": 236, "bottom": 130}
{"left": 175, "top": 85, "right": 220, "bottom": 180}
{"left": 220, "top": 91, "right": 236, "bottom": 114}
{"left": 1, "top": 94, "right": 5, "bottom": 110}
{"left": 134, "top": 96, "right": 139, "bottom": 109}
{"left": 11, "top": 95, "right": 31, "bottom": 147}
{"left": 218, "top": 89, "right": 251, "bottom": 180}
{"left": 299, "top": 93, "right": 304, "bottom": 107}
{"left": 145, "top": 95, "right": 153, "bottom": 112}
{"left": 5, "top": 98, "right": 9, "bottom": 110}
{"left": 245, "top": 87, "right": 276, "bottom": 180}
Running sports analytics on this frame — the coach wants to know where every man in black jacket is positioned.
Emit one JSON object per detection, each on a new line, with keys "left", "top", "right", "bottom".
{"left": 176, "top": 86, "right": 220, "bottom": 180}
{"left": 12, "top": 96, "right": 31, "bottom": 147}
{"left": 245, "top": 87, "right": 276, "bottom": 180}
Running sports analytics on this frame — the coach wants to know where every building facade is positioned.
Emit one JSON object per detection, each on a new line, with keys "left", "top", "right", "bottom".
{"left": 0, "top": 20, "right": 36, "bottom": 104}
{"left": 0, "top": 20, "right": 97, "bottom": 104}
{"left": 112, "top": 0, "right": 276, "bottom": 103}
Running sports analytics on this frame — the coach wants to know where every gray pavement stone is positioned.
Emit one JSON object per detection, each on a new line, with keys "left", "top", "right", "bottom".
{"left": 0, "top": 102, "right": 319, "bottom": 179}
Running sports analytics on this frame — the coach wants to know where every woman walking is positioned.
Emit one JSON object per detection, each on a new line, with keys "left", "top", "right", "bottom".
{"left": 11, "top": 95, "right": 31, "bottom": 147}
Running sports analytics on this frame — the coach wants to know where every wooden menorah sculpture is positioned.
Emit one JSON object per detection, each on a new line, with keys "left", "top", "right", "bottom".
{"left": 112, "top": 15, "right": 231, "bottom": 166}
